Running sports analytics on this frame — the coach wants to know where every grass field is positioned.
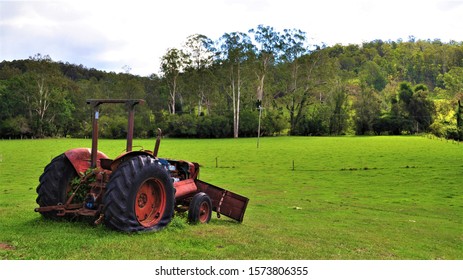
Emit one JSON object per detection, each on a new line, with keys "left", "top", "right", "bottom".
{"left": 0, "top": 136, "right": 462, "bottom": 260}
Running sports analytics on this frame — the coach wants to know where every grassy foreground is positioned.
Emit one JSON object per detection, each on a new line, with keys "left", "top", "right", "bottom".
{"left": 0, "top": 136, "right": 462, "bottom": 260}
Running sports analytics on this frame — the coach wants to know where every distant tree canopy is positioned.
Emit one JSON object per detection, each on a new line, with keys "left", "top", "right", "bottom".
{"left": 1, "top": 27, "right": 463, "bottom": 140}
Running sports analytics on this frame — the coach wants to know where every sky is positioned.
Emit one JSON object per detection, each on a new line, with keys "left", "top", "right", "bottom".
{"left": 1, "top": 0, "right": 463, "bottom": 76}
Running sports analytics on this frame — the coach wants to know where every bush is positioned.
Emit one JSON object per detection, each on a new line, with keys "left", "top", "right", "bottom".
{"left": 239, "top": 110, "right": 259, "bottom": 137}
{"left": 206, "top": 115, "right": 232, "bottom": 138}
{"left": 99, "top": 115, "right": 127, "bottom": 139}
{"left": 166, "top": 114, "right": 197, "bottom": 137}
{"left": 373, "top": 115, "right": 412, "bottom": 135}
{"left": 262, "top": 109, "right": 288, "bottom": 136}
{"left": 0, "top": 116, "right": 31, "bottom": 138}
{"left": 293, "top": 115, "right": 328, "bottom": 136}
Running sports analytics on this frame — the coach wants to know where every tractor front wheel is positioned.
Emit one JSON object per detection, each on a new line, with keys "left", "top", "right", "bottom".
{"left": 103, "top": 155, "right": 175, "bottom": 232}
{"left": 188, "top": 192, "right": 212, "bottom": 224}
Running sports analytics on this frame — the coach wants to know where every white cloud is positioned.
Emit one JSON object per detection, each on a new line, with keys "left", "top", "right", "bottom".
{"left": 1, "top": 0, "right": 462, "bottom": 76}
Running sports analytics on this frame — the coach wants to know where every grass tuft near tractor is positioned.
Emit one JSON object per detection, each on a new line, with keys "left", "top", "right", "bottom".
{"left": 35, "top": 99, "right": 249, "bottom": 232}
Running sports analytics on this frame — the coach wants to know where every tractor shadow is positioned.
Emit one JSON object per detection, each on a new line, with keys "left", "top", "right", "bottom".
{"left": 27, "top": 215, "right": 108, "bottom": 234}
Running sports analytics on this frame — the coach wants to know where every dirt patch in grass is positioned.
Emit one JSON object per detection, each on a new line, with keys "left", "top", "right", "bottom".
{"left": 0, "top": 243, "right": 15, "bottom": 250}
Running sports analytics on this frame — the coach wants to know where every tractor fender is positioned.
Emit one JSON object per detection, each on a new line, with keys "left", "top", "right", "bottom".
{"left": 64, "top": 148, "right": 109, "bottom": 176}
{"left": 109, "top": 151, "right": 155, "bottom": 171}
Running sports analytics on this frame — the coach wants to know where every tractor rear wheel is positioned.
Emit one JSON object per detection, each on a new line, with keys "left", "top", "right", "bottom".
{"left": 36, "top": 154, "right": 78, "bottom": 219}
{"left": 188, "top": 192, "right": 212, "bottom": 224}
{"left": 103, "top": 155, "right": 175, "bottom": 232}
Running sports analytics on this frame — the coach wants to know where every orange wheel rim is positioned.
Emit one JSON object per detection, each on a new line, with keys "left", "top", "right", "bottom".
{"left": 198, "top": 201, "right": 210, "bottom": 223}
{"left": 135, "top": 178, "right": 166, "bottom": 227}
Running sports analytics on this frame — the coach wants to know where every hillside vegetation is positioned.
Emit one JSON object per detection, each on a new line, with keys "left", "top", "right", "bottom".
{"left": 1, "top": 26, "right": 463, "bottom": 139}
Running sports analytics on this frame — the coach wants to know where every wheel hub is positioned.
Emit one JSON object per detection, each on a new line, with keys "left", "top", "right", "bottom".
{"left": 135, "top": 178, "right": 166, "bottom": 227}
{"left": 137, "top": 193, "right": 148, "bottom": 208}
{"left": 199, "top": 201, "right": 210, "bottom": 223}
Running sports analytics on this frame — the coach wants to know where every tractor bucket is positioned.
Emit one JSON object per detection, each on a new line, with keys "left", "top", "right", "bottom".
{"left": 195, "top": 180, "right": 249, "bottom": 223}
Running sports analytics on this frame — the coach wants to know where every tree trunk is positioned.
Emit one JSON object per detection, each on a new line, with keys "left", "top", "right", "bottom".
{"left": 35, "top": 77, "right": 50, "bottom": 137}
{"left": 235, "top": 72, "right": 241, "bottom": 138}
{"left": 169, "top": 76, "right": 177, "bottom": 114}
{"left": 256, "top": 74, "right": 265, "bottom": 101}
{"left": 229, "top": 66, "right": 242, "bottom": 138}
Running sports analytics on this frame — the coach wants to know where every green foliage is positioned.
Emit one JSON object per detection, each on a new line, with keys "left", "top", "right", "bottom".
{"left": 99, "top": 115, "right": 128, "bottom": 139}
{"left": 353, "top": 88, "right": 381, "bottom": 135}
{"left": 69, "top": 169, "right": 96, "bottom": 202}
{"left": 196, "top": 115, "right": 232, "bottom": 138}
{"left": 374, "top": 114, "right": 412, "bottom": 135}
{"left": 294, "top": 113, "right": 328, "bottom": 136}
{"left": 439, "top": 67, "right": 463, "bottom": 94}
{"left": 238, "top": 110, "right": 259, "bottom": 137}
{"left": 360, "top": 61, "right": 387, "bottom": 92}
{"left": 1, "top": 34, "right": 463, "bottom": 139}
{"left": 262, "top": 109, "right": 288, "bottom": 135}
{"left": 0, "top": 116, "right": 31, "bottom": 138}
{"left": 166, "top": 114, "right": 198, "bottom": 137}
{"left": 398, "top": 82, "right": 414, "bottom": 105}
{"left": 163, "top": 114, "right": 234, "bottom": 138}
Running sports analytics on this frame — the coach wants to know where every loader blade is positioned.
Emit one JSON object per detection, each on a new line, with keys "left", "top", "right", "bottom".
{"left": 195, "top": 180, "right": 249, "bottom": 223}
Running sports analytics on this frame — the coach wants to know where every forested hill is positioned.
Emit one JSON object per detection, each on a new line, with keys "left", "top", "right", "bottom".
{"left": 1, "top": 31, "right": 463, "bottom": 140}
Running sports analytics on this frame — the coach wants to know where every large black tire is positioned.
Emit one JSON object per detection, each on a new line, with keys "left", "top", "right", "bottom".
{"left": 103, "top": 155, "right": 175, "bottom": 232}
{"left": 36, "top": 154, "right": 78, "bottom": 219}
{"left": 188, "top": 192, "right": 212, "bottom": 224}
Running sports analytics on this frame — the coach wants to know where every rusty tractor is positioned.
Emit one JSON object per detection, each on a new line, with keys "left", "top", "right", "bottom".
{"left": 35, "top": 99, "right": 249, "bottom": 232}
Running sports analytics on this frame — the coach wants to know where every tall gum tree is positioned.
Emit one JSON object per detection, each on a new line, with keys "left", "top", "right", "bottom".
{"left": 249, "top": 25, "right": 281, "bottom": 106}
{"left": 25, "top": 54, "right": 74, "bottom": 137}
{"left": 276, "top": 28, "right": 310, "bottom": 134}
{"left": 160, "top": 48, "right": 188, "bottom": 114}
{"left": 218, "top": 32, "right": 256, "bottom": 138}
{"left": 182, "top": 34, "right": 216, "bottom": 115}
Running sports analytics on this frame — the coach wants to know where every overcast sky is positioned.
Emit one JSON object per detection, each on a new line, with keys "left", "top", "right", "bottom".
{"left": 1, "top": 0, "right": 463, "bottom": 76}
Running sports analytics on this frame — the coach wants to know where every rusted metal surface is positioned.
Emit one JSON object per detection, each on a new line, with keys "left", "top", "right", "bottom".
{"left": 34, "top": 203, "right": 100, "bottom": 217}
{"left": 153, "top": 128, "right": 162, "bottom": 157}
{"left": 125, "top": 100, "right": 143, "bottom": 152}
{"left": 135, "top": 178, "right": 167, "bottom": 227}
{"left": 86, "top": 99, "right": 144, "bottom": 167}
{"left": 35, "top": 166, "right": 108, "bottom": 218}
{"left": 195, "top": 180, "right": 249, "bottom": 223}
{"left": 64, "top": 148, "right": 108, "bottom": 175}
{"left": 174, "top": 179, "right": 198, "bottom": 199}
{"left": 89, "top": 102, "right": 99, "bottom": 168}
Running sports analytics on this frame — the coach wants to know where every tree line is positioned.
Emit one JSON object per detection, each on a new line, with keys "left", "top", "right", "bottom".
{"left": 1, "top": 26, "right": 463, "bottom": 140}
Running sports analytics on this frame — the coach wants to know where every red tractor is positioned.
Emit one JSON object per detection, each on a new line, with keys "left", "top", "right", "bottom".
{"left": 35, "top": 99, "right": 248, "bottom": 232}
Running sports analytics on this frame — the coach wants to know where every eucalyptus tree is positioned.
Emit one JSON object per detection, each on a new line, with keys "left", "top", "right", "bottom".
{"left": 23, "top": 54, "right": 75, "bottom": 137}
{"left": 25, "top": 54, "right": 55, "bottom": 137}
{"left": 275, "top": 28, "right": 310, "bottom": 133}
{"left": 248, "top": 25, "right": 281, "bottom": 105}
{"left": 326, "top": 78, "right": 349, "bottom": 135}
{"left": 440, "top": 67, "right": 463, "bottom": 96}
{"left": 287, "top": 47, "right": 336, "bottom": 134}
{"left": 182, "top": 34, "right": 216, "bottom": 115}
{"left": 217, "top": 31, "right": 256, "bottom": 138}
{"left": 353, "top": 85, "right": 382, "bottom": 135}
{"left": 160, "top": 48, "right": 188, "bottom": 114}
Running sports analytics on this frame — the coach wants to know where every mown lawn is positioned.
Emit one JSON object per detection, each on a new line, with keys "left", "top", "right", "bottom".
{"left": 0, "top": 136, "right": 461, "bottom": 259}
